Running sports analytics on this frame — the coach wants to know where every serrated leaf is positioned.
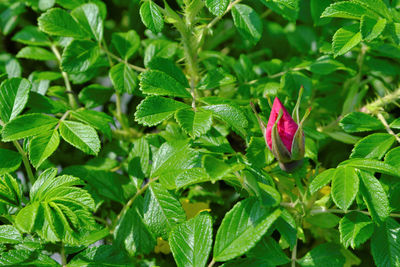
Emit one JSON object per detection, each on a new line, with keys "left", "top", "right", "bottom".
{"left": 332, "top": 23, "right": 361, "bottom": 57}
{"left": 0, "top": 173, "right": 22, "bottom": 207}
{"left": 339, "top": 212, "right": 374, "bottom": 249}
{"left": 16, "top": 46, "right": 56, "bottom": 61}
{"left": 0, "top": 77, "right": 31, "bottom": 123}
{"left": 71, "top": 3, "right": 103, "bottom": 41}
{"left": 275, "top": 209, "right": 297, "bottom": 250}
{"left": 169, "top": 213, "right": 213, "bottom": 267}
{"left": 147, "top": 57, "right": 189, "bottom": 88}
{"left": 203, "top": 155, "right": 243, "bottom": 182}
{"left": 231, "top": 4, "right": 262, "bottom": 45}
{"left": 205, "top": 0, "right": 228, "bottom": 16}
{"left": 59, "top": 120, "right": 100, "bottom": 155}
{"left": 135, "top": 96, "right": 190, "bottom": 126}
{"left": 175, "top": 108, "right": 212, "bottom": 138}
{"left": 340, "top": 112, "right": 383, "bottom": 133}
{"left": 260, "top": 0, "right": 299, "bottom": 21}
{"left": 38, "top": 8, "right": 87, "bottom": 39}
{"left": 309, "top": 168, "right": 335, "bottom": 195}
{"left": 247, "top": 236, "right": 290, "bottom": 266}
{"left": 68, "top": 245, "right": 132, "bottom": 267}
{"left": 306, "top": 213, "right": 340, "bottom": 229}
{"left": 246, "top": 137, "right": 271, "bottom": 169}
{"left": 144, "top": 183, "right": 186, "bottom": 239}
{"left": 70, "top": 109, "right": 113, "bottom": 140}
{"left": 298, "top": 243, "right": 345, "bottom": 267}
{"left": 341, "top": 158, "right": 400, "bottom": 177}
{"left": 213, "top": 198, "right": 281, "bottom": 262}
{"left": 371, "top": 218, "right": 400, "bottom": 267}
{"left": 0, "top": 148, "right": 22, "bottom": 175}
{"left": 358, "top": 170, "right": 390, "bottom": 225}
{"left": 29, "top": 129, "right": 60, "bottom": 168}
{"left": 78, "top": 84, "right": 113, "bottom": 108}
{"left": 203, "top": 104, "right": 248, "bottom": 136}
{"left": 175, "top": 168, "right": 211, "bottom": 189}
{"left": 109, "top": 62, "right": 137, "bottom": 94}
{"left": 27, "top": 91, "right": 67, "bottom": 114}
{"left": 350, "top": 133, "right": 395, "bottom": 160}
{"left": 111, "top": 30, "right": 140, "bottom": 60}
{"left": 2, "top": 113, "right": 58, "bottom": 141}
{"left": 197, "top": 68, "right": 236, "bottom": 90}
{"left": 331, "top": 166, "right": 359, "bottom": 211}
{"left": 140, "top": 1, "right": 164, "bottom": 34}
{"left": 352, "top": 0, "right": 390, "bottom": 19}
{"left": 140, "top": 70, "right": 191, "bottom": 98}
{"left": 0, "top": 225, "right": 22, "bottom": 244}
{"left": 12, "top": 26, "right": 51, "bottom": 46}
{"left": 61, "top": 40, "right": 100, "bottom": 73}
{"left": 361, "top": 16, "right": 386, "bottom": 42}
{"left": 321, "top": 1, "right": 376, "bottom": 20}
{"left": 15, "top": 202, "right": 39, "bottom": 232}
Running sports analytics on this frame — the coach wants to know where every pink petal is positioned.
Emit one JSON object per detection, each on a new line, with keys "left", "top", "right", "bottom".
{"left": 265, "top": 97, "right": 298, "bottom": 152}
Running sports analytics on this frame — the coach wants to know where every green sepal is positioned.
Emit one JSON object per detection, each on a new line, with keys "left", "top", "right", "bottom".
{"left": 290, "top": 126, "right": 305, "bottom": 161}
{"left": 292, "top": 86, "right": 304, "bottom": 124}
{"left": 271, "top": 109, "right": 292, "bottom": 163}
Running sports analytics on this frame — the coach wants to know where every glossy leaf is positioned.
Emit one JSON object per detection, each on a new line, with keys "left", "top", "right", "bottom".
{"left": 298, "top": 243, "right": 345, "bottom": 267}
{"left": 71, "top": 3, "right": 103, "bottom": 41}
{"left": 29, "top": 129, "right": 60, "bottom": 168}
{"left": 109, "top": 62, "right": 137, "bottom": 94}
{"left": 350, "top": 133, "right": 395, "bottom": 160}
{"left": 339, "top": 212, "right": 374, "bottom": 249}
{"left": 331, "top": 166, "right": 359, "bottom": 211}
{"left": 340, "top": 112, "right": 383, "bottom": 133}
{"left": 332, "top": 23, "right": 362, "bottom": 57}
{"left": 361, "top": 16, "right": 386, "bottom": 42}
{"left": 140, "top": 1, "right": 164, "bottom": 34}
{"left": 111, "top": 30, "right": 140, "bottom": 60}
{"left": 175, "top": 108, "right": 212, "bottom": 138}
{"left": 203, "top": 104, "right": 248, "bottom": 136}
{"left": 309, "top": 168, "right": 335, "bottom": 195}
{"left": 0, "top": 149, "right": 21, "bottom": 175}
{"left": 140, "top": 70, "right": 191, "bottom": 98}
{"left": 0, "top": 173, "right": 22, "bottom": 207}
{"left": 12, "top": 26, "right": 51, "bottom": 46}
{"left": 59, "top": 120, "right": 100, "bottom": 155}
{"left": 61, "top": 40, "right": 100, "bottom": 73}
{"left": 371, "top": 218, "right": 400, "bottom": 267}
{"left": 205, "top": 0, "right": 228, "bottom": 16}
{"left": 0, "top": 77, "right": 30, "bottom": 123}
{"left": 231, "top": 4, "right": 262, "bottom": 45}
{"left": 16, "top": 47, "right": 56, "bottom": 61}
{"left": 321, "top": 1, "right": 375, "bottom": 19}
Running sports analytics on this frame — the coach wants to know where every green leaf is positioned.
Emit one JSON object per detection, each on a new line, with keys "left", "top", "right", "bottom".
{"left": 78, "top": 84, "right": 113, "bottom": 108}
{"left": 309, "top": 168, "right": 335, "bottom": 195}
{"left": 260, "top": 0, "right": 299, "bottom": 21}
{"left": 203, "top": 104, "right": 248, "bottom": 136}
{"left": 0, "top": 225, "right": 22, "bottom": 244}
{"left": 310, "top": 0, "right": 331, "bottom": 26}
{"left": 358, "top": 170, "right": 390, "bottom": 225}
{"left": 61, "top": 40, "right": 100, "bottom": 73}
{"left": 144, "top": 39, "right": 178, "bottom": 66}
{"left": 70, "top": 109, "right": 113, "bottom": 140}
{"left": 275, "top": 209, "right": 297, "bottom": 250}
{"left": 213, "top": 198, "right": 281, "bottom": 262}
{"left": 246, "top": 137, "right": 272, "bottom": 169}
{"left": 140, "top": 70, "right": 191, "bottom": 98}
{"left": 350, "top": 133, "right": 395, "bottom": 160}
{"left": 298, "top": 243, "right": 345, "bottom": 267}
{"left": 197, "top": 68, "right": 236, "bottom": 90}
{"left": 175, "top": 108, "right": 212, "bottom": 138}
{"left": 59, "top": 120, "right": 100, "bottom": 155}
{"left": 0, "top": 148, "right": 22, "bottom": 175}
{"left": 341, "top": 158, "right": 400, "bottom": 178}
{"left": 29, "top": 129, "right": 60, "bottom": 168}
{"left": 332, "top": 23, "right": 362, "bottom": 57}
{"left": 175, "top": 168, "right": 211, "bottom": 189}
{"left": 71, "top": 3, "right": 103, "bottom": 41}
{"left": 135, "top": 96, "right": 190, "bottom": 126}
{"left": 371, "top": 218, "right": 400, "bottom": 267}
{"left": 139, "top": 1, "right": 164, "bottom": 34}
{"left": 247, "top": 236, "right": 290, "bottom": 266}
{"left": 68, "top": 245, "right": 132, "bottom": 267}
{"left": 203, "top": 155, "right": 243, "bottom": 182}
{"left": 0, "top": 173, "right": 22, "bottom": 207}
{"left": 0, "top": 77, "right": 31, "bottom": 123}
{"left": 205, "top": 0, "right": 228, "bottom": 16}
{"left": 16, "top": 46, "right": 56, "bottom": 61}
{"left": 340, "top": 112, "right": 383, "bottom": 133}
{"left": 109, "top": 62, "right": 137, "bottom": 94}
{"left": 339, "top": 212, "right": 374, "bottom": 249}
{"left": 321, "top": 1, "right": 376, "bottom": 20}
{"left": 2, "top": 113, "right": 58, "bottom": 141}
{"left": 331, "top": 166, "right": 359, "bottom": 211}
{"left": 361, "top": 16, "right": 386, "bottom": 42}
{"left": 12, "top": 26, "right": 51, "bottom": 46}
{"left": 38, "top": 8, "right": 87, "bottom": 39}
{"left": 111, "top": 30, "right": 140, "bottom": 60}
{"left": 169, "top": 213, "right": 213, "bottom": 267}
{"left": 306, "top": 213, "right": 340, "bottom": 229}
{"left": 231, "top": 4, "right": 262, "bottom": 45}
{"left": 389, "top": 118, "right": 400, "bottom": 129}
{"left": 147, "top": 57, "right": 189, "bottom": 88}
{"left": 352, "top": 0, "right": 390, "bottom": 19}
{"left": 27, "top": 92, "right": 67, "bottom": 114}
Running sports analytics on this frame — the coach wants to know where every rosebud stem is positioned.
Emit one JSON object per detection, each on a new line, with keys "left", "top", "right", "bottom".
{"left": 279, "top": 159, "right": 303, "bottom": 173}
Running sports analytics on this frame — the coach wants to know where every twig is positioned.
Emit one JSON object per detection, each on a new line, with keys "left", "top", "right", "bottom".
{"left": 102, "top": 49, "right": 146, "bottom": 72}
{"left": 377, "top": 113, "right": 400, "bottom": 144}
{"left": 60, "top": 242, "right": 67, "bottom": 266}
{"left": 208, "top": 259, "right": 216, "bottom": 267}
{"left": 206, "top": 0, "right": 242, "bottom": 30}
{"left": 291, "top": 239, "right": 298, "bottom": 267}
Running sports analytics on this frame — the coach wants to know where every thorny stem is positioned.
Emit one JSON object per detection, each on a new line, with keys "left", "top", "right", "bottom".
{"left": 50, "top": 45, "right": 78, "bottom": 110}
{"left": 361, "top": 88, "right": 400, "bottom": 114}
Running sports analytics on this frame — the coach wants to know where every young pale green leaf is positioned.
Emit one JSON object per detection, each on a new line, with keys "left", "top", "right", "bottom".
{"left": 331, "top": 166, "right": 359, "bottom": 211}
{"left": 340, "top": 112, "right": 383, "bottom": 133}
{"left": 213, "top": 198, "right": 281, "bottom": 262}
{"left": 385, "top": 146, "right": 400, "bottom": 168}
{"left": 205, "top": 0, "right": 228, "bottom": 16}
{"left": 70, "top": 109, "right": 113, "bottom": 140}
{"left": 247, "top": 236, "right": 290, "bottom": 266}
{"left": 59, "top": 120, "right": 100, "bottom": 155}
{"left": 361, "top": 16, "right": 386, "bottom": 42}
{"left": 78, "top": 84, "right": 113, "bottom": 108}
{"left": 175, "top": 168, "right": 211, "bottom": 189}
{"left": 332, "top": 23, "right": 362, "bottom": 57}
{"left": 358, "top": 170, "right": 390, "bottom": 224}
{"left": 61, "top": 40, "right": 100, "bottom": 73}
{"left": 0, "top": 148, "right": 21, "bottom": 174}
{"left": 71, "top": 3, "right": 103, "bottom": 41}
{"left": 371, "top": 218, "right": 400, "bottom": 267}
{"left": 352, "top": 0, "right": 390, "bottom": 19}
{"left": 175, "top": 108, "right": 212, "bottom": 138}
{"left": 350, "top": 133, "right": 395, "bottom": 160}
{"left": 16, "top": 46, "right": 56, "bottom": 61}
{"left": 0, "top": 225, "right": 22, "bottom": 244}
{"left": 68, "top": 245, "right": 132, "bottom": 267}
{"left": 38, "top": 8, "right": 88, "bottom": 39}
{"left": 15, "top": 202, "right": 39, "bottom": 233}
{"left": 260, "top": 0, "right": 299, "bottom": 21}
{"left": 2, "top": 113, "right": 58, "bottom": 141}
{"left": 339, "top": 212, "right": 374, "bottom": 249}
{"left": 297, "top": 243, "right": 345, "bottom": 267}
{"left": 144, "top": 182, "right": 186, "bottom": 239}
{"left": 341, "top": 158, "right": 400, "bottom": 177}
{"left": 140, "top": 70, "right": 191, "bottom": 98}
{"left": 0, "top": 77, "right": 30, "bottom": 123}
{"left": 111, "top": 30, "right": 140, "bottom": 60}
{"left": 135, "top": 96, "right": 190, "bottom": 126}
{"left": 29, "top": 129, "right": 60, "bottom": 168}
{"left": 321, "top": 1, "right": 376, "bottom": 20}
{"left": 309, "top": 168, "right": 335, "bottom": 195}
{"left": 109, "top": 62, "right": 137, "bottom": 94}
{"left": 169, "top": 213, "right": 212, "bottom": 267}
{"left": 203, "top": 104, "right": 248, "bottom": 136}
{"left": 12, "top": 26, "right": 51, "bottom": 46}
{"left": 139, "top": 1, "right": 164, "bottom": 34}
{"left": 147, "top": 57, "right": 189, "bottom": 88}
{"left": 231, "top": 4, "right": 262, "bottom": 45}
{"left": 0, "top": 173, "right": 22, "bottom": 207}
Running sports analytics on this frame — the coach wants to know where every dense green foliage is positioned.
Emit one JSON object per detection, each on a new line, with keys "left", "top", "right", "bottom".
{"left": 1, "top": 0, "right": 400, "bottom": 266}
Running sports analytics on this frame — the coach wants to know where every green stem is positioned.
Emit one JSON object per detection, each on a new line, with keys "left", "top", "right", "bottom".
{"left": 14, "top": 140, "right": 35, "bottom": 184}
{"left": 361, "top": 88, "right": 400, "bottom": 114}
{"left": 377, "top": 113, "right": 400, "bottom": 144}
{"left": 207, "top": 259, "right": 216, "bottom": 267}
{"left": 61, "top": 242, "right": 67, "bottom": 266}
{"left": 291, "top": 239, "right": 298, "bottom": 267}
{"left": 309, "top": 207, "right": 400, "bottom": 218}
{"left": 101, "top": 47, "right": 146, "bottom": 72}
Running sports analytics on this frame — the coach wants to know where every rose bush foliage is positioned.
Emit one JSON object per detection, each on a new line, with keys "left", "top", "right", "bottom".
{"left": 0, "top": 0, "right": 400, "bottom": 266}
